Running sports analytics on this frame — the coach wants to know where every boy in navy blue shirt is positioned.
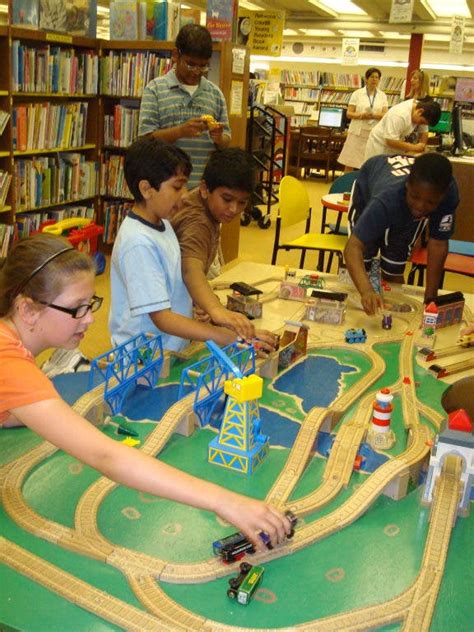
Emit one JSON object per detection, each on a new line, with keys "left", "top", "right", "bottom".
{"left": 345, "top": 153, "right": 459, "bottom": 315}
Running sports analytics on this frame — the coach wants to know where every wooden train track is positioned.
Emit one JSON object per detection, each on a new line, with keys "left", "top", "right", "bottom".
{"left": 1, "top": 291, "right": 468, "bottom": 630}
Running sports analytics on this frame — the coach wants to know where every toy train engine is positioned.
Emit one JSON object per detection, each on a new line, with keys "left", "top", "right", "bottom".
{"left": 227, "top": 282, "right": 263, "bottom": 320}
{"left": 213, "top": 510, "right": 297, "bottom": 562}
{"left": 345, "top": 328, "right": 367, "bottom": 344}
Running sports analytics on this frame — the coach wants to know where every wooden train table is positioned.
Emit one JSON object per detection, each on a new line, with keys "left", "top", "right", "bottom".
{"left": 1, "top": 263, "right": 473, "bottom": 631}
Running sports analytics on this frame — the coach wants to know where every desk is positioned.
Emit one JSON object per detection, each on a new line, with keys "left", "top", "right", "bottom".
{"left": 320, "top": 192, "right": 350, "bottom": 234}
{"left": 1, "top": 262, "right": 473, "bottom": 631}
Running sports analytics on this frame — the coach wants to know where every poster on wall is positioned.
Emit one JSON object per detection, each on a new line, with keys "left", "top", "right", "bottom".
{"left": 389, "top": 0, "right": 414, "bottom": 23}
{"left": 237, "top": 9, "right": 284, "bottom": 56}
{"left": 342, "top": 38, "right": 359, "bottom": 66}
{"left": 449, "top": 15, "right": 465, "bottom": 55}
{"left": 206, "top": 0, "right": 238, "bottom": 42}
{"left": 455, "top": 77, "right": 474, "bottom": 103}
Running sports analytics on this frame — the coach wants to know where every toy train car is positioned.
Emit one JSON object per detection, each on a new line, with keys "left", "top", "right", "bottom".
{"left": 227, "top": 562, "right": 264, "bottom": 604}
{"left": 429, "top": 364, "right": 447, "bottom": 379}
{"left": 213, "top": 510, "right": 297, "bottom": 563}
{"left": 345, "top": 328, "right": 367, "bottom": 344}
{"left": 458, "top": 333, "right": 474, "bottom": 347}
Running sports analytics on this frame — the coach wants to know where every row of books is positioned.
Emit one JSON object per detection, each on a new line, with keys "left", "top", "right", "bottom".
{"left": 0, "top": 224, "right": 15, "bottom": 257}
{"left": 0, "top": 170, "right": 12, "bottom": 208}
{"left": 12, "top": 102, "right": 90, "bottom": 152}
{"left": 290, "top": 114, "right": 311, "bottom": 127}
{"left": 13, "top": 155, "right": 98, "bottom": 211}
{"left": 100, "top": 51, "right": 172, "bottom": 97}
{"left": 104, "top": 102, "right": 140, "bottom": 148}
{"left": 281, "top": 70, "right": 321, "bottom": 86}
{"left": 320, "top": 91, "right": 353, "bottom": 105}
{"left": 283, "top": 87, "right": 321, "bottom": 102}
{"left": 11, "top": 42, "right": 99, "bottom": 95}
{"left": 288, "top": 101, "right": 315, "bottom": 115}
{"left": 103, "top": 201, "right": 133, "bottom": 244}
{"left": 16, "top": 205, "right": 95, "bottom": 239}
{"left": 100, "top": 154, "right": 132, "bottom": 199}
{"left": 379, "top": 76, "right": 405, "bottom": 91}
{"left": 433, "top": 97, "right": 453, "bottom": 111}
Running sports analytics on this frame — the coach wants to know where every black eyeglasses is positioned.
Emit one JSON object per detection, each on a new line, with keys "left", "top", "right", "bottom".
{"left": 37, "top": 295, "right": 103, "bottom": 319}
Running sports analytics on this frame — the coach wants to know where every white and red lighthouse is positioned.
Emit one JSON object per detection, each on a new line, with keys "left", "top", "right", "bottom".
{"left": 368, "top": 388, "right": 395, "bottom": 449}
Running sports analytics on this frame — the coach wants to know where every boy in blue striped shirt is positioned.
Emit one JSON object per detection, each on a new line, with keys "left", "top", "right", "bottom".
{"left": 138, "top": 24, "right": 231, "bottom": 190}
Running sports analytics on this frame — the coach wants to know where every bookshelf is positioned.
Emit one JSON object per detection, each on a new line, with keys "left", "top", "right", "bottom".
{"left": 0, "top": 25, "right": 100, "bottom": 255}
{"left": 0, "top": 27, "right": 249, "bottom": 261}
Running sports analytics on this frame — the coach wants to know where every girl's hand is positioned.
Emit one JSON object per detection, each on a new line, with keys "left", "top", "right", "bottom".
{"left": 216, "top": 492, "right": 293, "bottom": 551}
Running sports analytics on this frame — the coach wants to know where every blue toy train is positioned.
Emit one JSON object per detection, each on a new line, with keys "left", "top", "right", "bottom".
{"left": 345, "top": 328, "right": 367, "bottom": 344}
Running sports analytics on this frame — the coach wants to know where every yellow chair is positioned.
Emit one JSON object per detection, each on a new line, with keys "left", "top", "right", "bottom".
{"left": 271, "top": 175, "right": 347, "bottom": 271}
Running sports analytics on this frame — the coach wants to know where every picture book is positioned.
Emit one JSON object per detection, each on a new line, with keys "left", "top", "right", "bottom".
{"left": 110, "top": 1, "right": 138, "bottom": 40}
{"left": 153, "top": 1, "right": 180, "bottom": 41}
{"left": 12, "top": 0, "right": 39, "bottom": 28}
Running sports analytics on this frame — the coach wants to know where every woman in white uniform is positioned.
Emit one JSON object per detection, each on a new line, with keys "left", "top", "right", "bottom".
{"left": 338, "top": 68, "right": 388, "bottom": 172}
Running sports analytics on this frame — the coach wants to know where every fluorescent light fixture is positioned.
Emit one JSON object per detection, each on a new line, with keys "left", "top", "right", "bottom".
{"left": 424, "top": 34, "right": 452, "bottom": 41}
{"left": 0, "top": 3, "right": 8, "bottom": 13}
{"left": 307, "top": 1, "right": 337, "bottom": 17}
{"left": 338, "top": 30, "right": 375, "bottom": 37}
{"left": 239, "top": 0, "right": 265, "bottom": 9}
{"left": 251, "top": 54, "right": 474, "bottom": 72}
{"left": 379, "top": 32, "right": 410, "bottom": 40}
{"left": 283, "top": 29, "right": 300, "bottom": 36}
{"left": 97, "top": 6, "right": 109, "bottom": 16}
{"left": 299, "top": 29, "right": 337, "bottom": 36}
{"left": 317, "top": 0, "right": 366, "bottom": 14}
{"left": 424, "top": 0, "right": 471, "bottom": 18}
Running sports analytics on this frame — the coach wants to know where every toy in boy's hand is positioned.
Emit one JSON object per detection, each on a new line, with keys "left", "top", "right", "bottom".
{"left": 201, "top": 114, "right": 221, "bottom": 129}
{"left": 213, "top": 510, "right": 297, "bottom": 562}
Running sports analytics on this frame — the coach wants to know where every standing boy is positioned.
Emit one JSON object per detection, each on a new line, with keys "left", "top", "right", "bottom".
{"left": 171, "top": 148, "right": 256, "bottom": 340}
{"left": 109, "top": 135, "right": 276, "bottom": 353}
{"left": 344, "top": 153, "right": 459, "bottom": 315}
{"left": 138, "top": 24, "right": 230, "bottom": 189}
{"left": 364, "top": 98, "right": 441, "bottom": 161}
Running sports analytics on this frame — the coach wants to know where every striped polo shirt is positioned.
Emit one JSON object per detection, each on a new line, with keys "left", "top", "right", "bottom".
{"left": 138, "top": 69, "right": 231, "bottom": 189}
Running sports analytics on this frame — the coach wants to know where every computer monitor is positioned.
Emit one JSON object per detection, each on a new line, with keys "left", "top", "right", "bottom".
{"left": 451, "top": 104, "right": 465, "bottom": 156}
{"left": 318, "top": 106, "right": 345, "bottom": 129}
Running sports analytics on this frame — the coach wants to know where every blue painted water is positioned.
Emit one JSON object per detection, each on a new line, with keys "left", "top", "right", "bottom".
{"left": 273, "top": 354, "right": 357, "bottom": 413}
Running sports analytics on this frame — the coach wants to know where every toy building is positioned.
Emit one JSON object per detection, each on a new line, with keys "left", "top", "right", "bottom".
{"left": 432, "top": 292, "right": 465, "bottom": 328}
{"left": 304, "top": 289, "right": 347, "bottom": 325}
{"left": 278, "top": 321, "right": 309, "bottom": 369}
{"left": 279, "top": 274, "right": 325, "bottom": 301}
{"left": 226, "top": 281, "right": 263, "bottom": 319}
{"left": 423, "top": 408, "right": 473, "bottom": 517}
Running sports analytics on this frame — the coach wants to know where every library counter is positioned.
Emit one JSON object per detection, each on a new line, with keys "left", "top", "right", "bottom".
{"left": 0, "top": 263, "right": 473, "bottom": 631}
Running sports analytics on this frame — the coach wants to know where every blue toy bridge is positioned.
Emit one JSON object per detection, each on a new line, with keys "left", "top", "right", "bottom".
{"left": 178, "top": 341, "right": 255, "bottom": 426}
{"left": 88, "top": 333, "right": 164, "bottom": 414}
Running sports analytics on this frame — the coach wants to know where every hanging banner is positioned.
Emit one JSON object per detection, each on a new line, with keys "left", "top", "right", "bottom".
{"left": 342, "top": 38, "right": 359, "bottom": 66}
{"left": 389, "top": 0, "right": 414, "bottom": 24}
{"left": 237, "top": 9, "right": 285, "bottom": 56}
{"left": 449, "top": 15, "right": 465, "bottom": 54}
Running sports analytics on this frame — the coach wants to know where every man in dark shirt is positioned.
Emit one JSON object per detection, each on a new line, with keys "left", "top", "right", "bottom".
{"left": 344, "top": 153, "right": 459, "bottom": 315}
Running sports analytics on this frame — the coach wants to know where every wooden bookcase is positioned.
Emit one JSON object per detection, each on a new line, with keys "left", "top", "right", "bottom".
{"left": 0, "top": 26, "right": 100, "bottom": 253}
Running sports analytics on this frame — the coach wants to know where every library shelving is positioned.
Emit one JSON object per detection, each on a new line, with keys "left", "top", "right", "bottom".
{"left": 0, "top": 25, "right": 100, "bottom": 255}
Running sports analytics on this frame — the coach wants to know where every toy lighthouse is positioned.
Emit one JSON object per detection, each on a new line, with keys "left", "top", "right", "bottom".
{"left": 367, "top": 388, "right": 395, "bottom": 449}
{"left": 421, "top": 302, "right": 439, "bottom": 345}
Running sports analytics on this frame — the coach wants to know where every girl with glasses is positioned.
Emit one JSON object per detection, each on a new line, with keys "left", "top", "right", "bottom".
{"left": 0, "top": 233, "right": 292, "bottom": 548}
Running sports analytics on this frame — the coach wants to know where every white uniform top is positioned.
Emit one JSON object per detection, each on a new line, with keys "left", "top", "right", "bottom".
{"left": 347, "top": 87, "right": 388, "bottom": 136}
{"left": 364, "top": 99, "right": 428, "bottom": 161}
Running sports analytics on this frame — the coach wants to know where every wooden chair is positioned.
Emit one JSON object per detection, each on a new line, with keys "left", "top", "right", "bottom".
{"left": 271, "top": 175, "right": 348, "bottom": 271}
{"left": 296, "top": 126, "right": 333, "bottom": 181}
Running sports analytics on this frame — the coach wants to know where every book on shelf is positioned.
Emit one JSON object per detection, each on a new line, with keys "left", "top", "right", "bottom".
{"left": 0, "top": 170, "right": 12, "bottom": 208}
{"left": 153, "top": 1, "right": 181, "bottom": 41}
{"left": 0, "top": 224, "right": 15, "bottom": 258}
{"left": 110, "top": 1, "right": 139, "bottom": 40}
{"left": 12, "top": 0, "right": 39, "bottom": 28}
{"left": 0, "top": 111, "right": 10, "bottom": 137}
{"left": 206, "top": 0, "right": 238, "bottom": 41}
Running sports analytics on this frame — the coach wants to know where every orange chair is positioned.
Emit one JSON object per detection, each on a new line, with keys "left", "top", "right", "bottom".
{"left": 407, "top": 246, "right": 474, "bottom": 287}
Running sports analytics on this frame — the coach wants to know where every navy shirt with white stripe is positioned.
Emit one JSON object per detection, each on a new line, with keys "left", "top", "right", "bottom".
{"left": 351, "top": 154, "right": 458, "bottom": 246}
{"left": 138, "top": 69, "right": 231, "bottom": 189}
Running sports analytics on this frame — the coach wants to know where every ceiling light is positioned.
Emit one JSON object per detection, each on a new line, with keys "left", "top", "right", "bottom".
{"left": 424, "top": 34, "right": 452, "bottom": 41}
{"left": 339, "top": 30, "right": 375, "bottom": 38}
{"left": 97, "top": 6, "right": 109, "bottom": 16}
{"left": 283, "top": 29, "right": 300, "bottom": 36}
{"left": 299, "top": 29, "right": 337, "bottom": 36}
{"left": 239, "top": 0, "right": 265, "bottom": 9}
{"left": 424, "top": 0, "right": 471, "bottom": 18}
{"left": 379, "top": 32, "right": 410, "bottom": 40}
{"left": 307, "top": 1, "right": 337, "bottom": 17}
{"left": 317, "top": 0, "right": 366, "bottom": 14}
{"left": 0, "top": 3, "right": 8, "bottom": 13}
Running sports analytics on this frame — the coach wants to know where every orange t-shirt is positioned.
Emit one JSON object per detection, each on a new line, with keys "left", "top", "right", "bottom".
{"left": 0, "top": 321, "right": 60, "bottom": 425}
